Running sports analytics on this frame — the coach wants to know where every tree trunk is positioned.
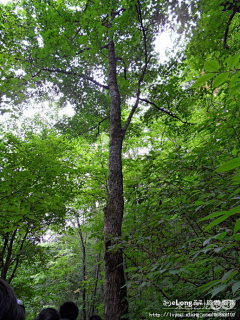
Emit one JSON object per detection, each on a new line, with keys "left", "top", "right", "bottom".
{"left": 9, "top": 229, "right": 29, "bottom": 283}
{"left": 89, "top": 242, "right": 101, "bottom": 317}
{"left": 103, "top": 36, "right": 128, "bottom": 320}
{"left": 1, "top": 230, "right": 17, "bottom": 281}
{"left": 77, "top": 218, "right": 87, "bottom": 320}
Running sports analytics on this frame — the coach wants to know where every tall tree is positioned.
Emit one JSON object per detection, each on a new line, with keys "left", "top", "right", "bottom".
{"left": 1, "top": 0, "right": 199, "bottom": 318}
{"left": 0, "top": 129, "right": 78, "bottom": 281}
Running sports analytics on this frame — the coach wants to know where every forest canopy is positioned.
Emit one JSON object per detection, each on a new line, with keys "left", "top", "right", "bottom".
{"left": 0, "top": 0, "right": 240, "bottom": 319}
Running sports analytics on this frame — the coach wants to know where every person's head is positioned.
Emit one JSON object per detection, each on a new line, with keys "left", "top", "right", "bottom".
{"left": 0, "top": 278, "right": 25, "bottom": 320}
{"left": 35, "top": 308, "right": 60, "bottom": 320}
{"left": 88, "top": 316, "right": 103, "bottom": 320}
{"left": 17, "top": 299, "right": 26, "bottom": 320}
{"left": 59, "top": 301, "right": 79, "bottom": 320}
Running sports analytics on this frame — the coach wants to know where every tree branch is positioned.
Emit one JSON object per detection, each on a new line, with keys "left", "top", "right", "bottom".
{"left": 1, "top": 229, "right": 17, "bottom": 281}
{"left": 139, "top": 97, "right": 193, "bottom": 124}
{"left": 123, "top": 1, "right": 150, "bottom": 134}
{"left": 41, "top": 67, "right": 109, "bottom": 89}
{"left": 224, "top": 11, "right": 236, "bottom": 49}
{"left": 9, "top": 228, "right": 29, "bottom": 284}
{"left": 14, "top": 57, "right": 109, "bottom": 89}
{"left": 77, "top": 116, "right": 109, "bottom": 136}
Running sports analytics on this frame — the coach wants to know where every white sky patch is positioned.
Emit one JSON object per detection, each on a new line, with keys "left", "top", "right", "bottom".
{"left": 155, "top": 31, "right": 176, "bottom": 63}
{"left": 21, "top": 101, "right": 75, "bottom": 121}
{"left": 0, "top": 100, "right": 75, "bottom": 135}
{"left": 58, "top": 102, "right": 75, "bottom": 117}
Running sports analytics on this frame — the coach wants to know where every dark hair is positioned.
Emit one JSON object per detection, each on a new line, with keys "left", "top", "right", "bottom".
{"left": 35, "top": 308, "right": 60, "bottom": 320}
{"left": 59, "top": 301, "right": 79, "bottom": 320}
{"left": 0, "top": 278, "right": 25, "bottom": 320}
{"left": 17, "top": 299, "right": 26, "bottom": 320}
{"left": 88, "top": 316, "right": 103, "bottom": 320}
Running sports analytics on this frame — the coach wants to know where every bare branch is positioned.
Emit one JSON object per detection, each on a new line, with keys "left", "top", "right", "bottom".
{"left": 41, "top": 67, "right": 109, "bottom": 89}
{"left": 9, "top": 228, "right": 29, "bottom": 283}
{"left": 14, "top": 57, "right": 109, "bottom": 89}
{"left": 123, "top": 1, "right": 150, "bottom": 134}
{"left": 78, "top": 116, "right": 109, "bottom": 136}
{"left": 139, "top": 98, "right": 194, "bottom": 124}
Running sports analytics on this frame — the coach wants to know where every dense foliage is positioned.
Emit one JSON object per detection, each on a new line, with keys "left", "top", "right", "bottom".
{"left": 0, "top": 0, "right": 240, "bottom": 319}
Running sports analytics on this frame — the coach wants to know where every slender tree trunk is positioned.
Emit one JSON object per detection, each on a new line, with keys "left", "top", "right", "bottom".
{"left": 104, "top": 34, "right": 128, "bottom": 320}
{"left": 0, "top": 235, "right": 9, "bottom": 276}
{"left": 9, "top": 229, "right": 29, "bottom": 283}
{"left": 77, "top": 218, "right": 87, "bottom": 320}
{"left": 1, "top": 229, "right": 17, "bottom": 281}
{"left": 89, "top": 242, "right": 101, "bottom": 317}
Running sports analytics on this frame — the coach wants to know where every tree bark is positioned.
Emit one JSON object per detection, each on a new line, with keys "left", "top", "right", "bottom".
{"left": 77, "top": 217, "right": 87, "bottom": 320}
{"left": 89, "top": 241, "right": 101, "bottom": 317}
{"left": 9, "top": 229, "right": 29, "bottom": 283}
{"left": 103, "top": 35, "right": 128, "bottom": 320}
{"left": 1, "top": 230, "right": 17, "bottom": 281}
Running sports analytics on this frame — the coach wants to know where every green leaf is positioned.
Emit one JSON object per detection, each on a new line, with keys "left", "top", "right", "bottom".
{"left": 229, "top": 83, "right": 240, "bottom": 98}
{"left": 210, "top": 284, "right": 228, "bottom": 298}
{"left": 232, "top": 281, "right": 240, "bottom": 295}
{"left": 214, "top": 232, "right": 227, "bottom": 240}
{"left": 216, "top": 157, "right": 240, "bottom": 172}
{"left": 229, "top": 73, "right": 240, "bottom": 89}
{"left": 203, "top": 206, "right": 240, "bottom": 232}
{"left": 199, "top": 280, "right": 221, "bottom": 292}
{"left": 24, "top": 74, "right": 32, "bottom": 81}
{"left": 229, "top": 205, "right": 240, "bottom": 214}
{"left": 138, "top": 281, "right": 149, "bottom": 289}
{"left": 195, "top": 200, "right": 205, "bottom": 205}
{"left": 169, "top": 269, "right": 180, "bottom": 275}
{"left": 204, "top": 212, "right": 235, "bottom": 231}
{"left": 214, "top": 246, "right": 225, "bottom": 253}
{"left": 204, "top": 60, "right": 220, "bottom": 72}
{"left": 221, "top": 269, "right": 237, "bottom": 284}
{"left": 212, "top": 73, "right": 229, "bottom": 89}
{"left": 225, "top": 53, "right": 240, "bottom": 69}
{"left": 234, "top": 233, "right": 240, "bottom": 241}
{"left": 203, "top": 237, "right": 212, "bottom": 247}
{"left": 190, "top": 73, "right": 215, "bottom": 89}
{"left": 200, "top": 211, "right": 228, "bottom": 221}
{"left": 234, "top": 219, "right": 240, "bottom": 234}
{"left": 233, "top": 174, "right": 240, "bottom": 181}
